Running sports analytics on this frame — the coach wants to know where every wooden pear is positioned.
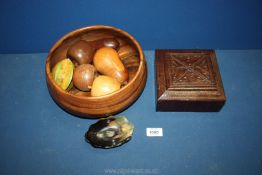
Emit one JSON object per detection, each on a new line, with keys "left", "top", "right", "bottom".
{"left": 93, "top": 47, "right": 129, "bottom": 83}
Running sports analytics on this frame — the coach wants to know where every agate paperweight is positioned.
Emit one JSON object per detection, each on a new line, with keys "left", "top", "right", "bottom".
{"left": 155, "top": 49, "right": 226, "bottom": 112}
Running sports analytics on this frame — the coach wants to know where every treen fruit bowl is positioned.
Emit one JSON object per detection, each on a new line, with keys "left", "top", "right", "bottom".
{"left": 45, "top": 25, "right": 147, "bottom": 118}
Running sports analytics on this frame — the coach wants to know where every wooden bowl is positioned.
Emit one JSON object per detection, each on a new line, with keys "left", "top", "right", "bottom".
{"left": 45, "top": 26, "right": 147, "bottom": 118}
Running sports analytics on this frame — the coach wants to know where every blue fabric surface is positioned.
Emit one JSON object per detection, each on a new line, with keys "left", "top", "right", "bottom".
{"left": 0, "top": 50, "right": 262, "bottom": 175}
{"left": 1, "top": 0, "right": 262, "bottom": 53}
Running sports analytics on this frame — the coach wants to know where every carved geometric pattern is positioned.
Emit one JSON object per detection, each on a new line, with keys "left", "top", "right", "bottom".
{"left": 165, "top": 53, "right": 216, "bottom": 89}
{"left": 155, "top": 49, "right": 226, "bottom": 111}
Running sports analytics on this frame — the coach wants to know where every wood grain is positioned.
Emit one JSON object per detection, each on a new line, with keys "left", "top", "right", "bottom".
{"left": 155, "top": 49, "right": 226, "bottom": 112}
{"left": 45, "top": 26, "right": 147, "bottom": 118}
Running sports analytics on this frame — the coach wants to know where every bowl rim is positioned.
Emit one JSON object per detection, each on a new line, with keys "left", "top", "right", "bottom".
{"left": 45, "top": 25, "right": 145, "bottom": 100}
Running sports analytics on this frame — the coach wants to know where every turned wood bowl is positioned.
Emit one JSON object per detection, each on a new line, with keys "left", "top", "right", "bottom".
{"left": 45, "top": 25, "right": 147, "bottom": 118}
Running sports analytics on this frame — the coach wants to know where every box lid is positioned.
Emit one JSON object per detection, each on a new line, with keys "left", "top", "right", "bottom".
{"left": 155, "top": 49, "right": 226, "bottom": 112}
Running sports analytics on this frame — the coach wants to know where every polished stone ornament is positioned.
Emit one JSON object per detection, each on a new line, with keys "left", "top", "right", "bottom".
{"left": 85, "top": 116, "right": 134, "bottom": 148}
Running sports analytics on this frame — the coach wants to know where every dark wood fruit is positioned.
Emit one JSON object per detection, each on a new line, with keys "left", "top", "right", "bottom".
{"left": 67, "top": 40, "right": 95, "bottom": 64}
{"left": 92, "top": 38, "right": 120, "bottom": 50}
{"left": 73, "top": 64, "right": 96, "bottom": 91}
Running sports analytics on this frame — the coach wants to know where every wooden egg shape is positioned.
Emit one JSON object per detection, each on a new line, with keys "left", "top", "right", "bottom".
{"left": 93, "top": 47, "right": 129, "bottom": 83}
{"left": 91, "top": 75, "right": 121, "bottom": 97}
{"left": 67, "top": 40, "right": 95, "bottom": 64}
{"left": 73, "top": 64, "right": 97, "bottom": 91}
{"left": 92, "top": 38, "right": 120, "bottom": 50}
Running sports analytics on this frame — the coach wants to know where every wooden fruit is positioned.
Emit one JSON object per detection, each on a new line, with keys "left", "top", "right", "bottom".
{"left": 51, "top": 58, "right": 74, "bottom": 90}
{"left": 73, "top": 64, "right": 97, "bottom": 91}
{"left": 93, "top": 47, "right": 128, "bottom": 83}
{"left": 91, "top": 75, "right": 121, "bottom": 97}
{"left": 92, "top": 38, "right": 120, "bottom": 50}
{"left": 67, "top": 40, "right": 95, "bottom": 65}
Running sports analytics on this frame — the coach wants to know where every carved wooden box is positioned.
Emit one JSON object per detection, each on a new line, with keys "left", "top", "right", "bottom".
{"left": 155, "top": 50, "right": 226, "bottom": 112}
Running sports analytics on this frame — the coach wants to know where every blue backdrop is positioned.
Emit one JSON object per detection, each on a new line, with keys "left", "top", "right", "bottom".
{"left": 1, "top": 0, "right": 262, "bottom": 174}
{"left": 0, "top": 0, "right": 262, "bottom": 53}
